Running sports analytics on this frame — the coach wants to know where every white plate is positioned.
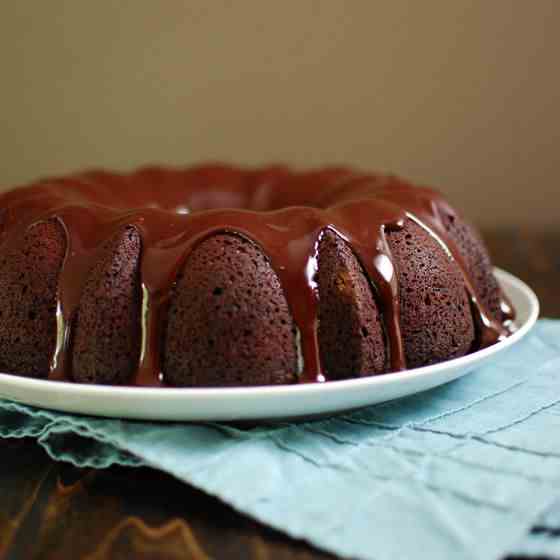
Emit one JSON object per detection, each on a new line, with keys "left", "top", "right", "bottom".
{"left": 0, "top": 268, "right": 539, "bottom": 422}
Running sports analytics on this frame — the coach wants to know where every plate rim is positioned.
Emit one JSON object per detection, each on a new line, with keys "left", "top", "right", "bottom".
{"left": 0, "top": 267, "right": 539, "bottom": 406}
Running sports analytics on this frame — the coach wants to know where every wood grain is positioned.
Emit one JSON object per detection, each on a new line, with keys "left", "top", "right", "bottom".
{"left": 0, "top": 230, "right": 557, "bottom": 560}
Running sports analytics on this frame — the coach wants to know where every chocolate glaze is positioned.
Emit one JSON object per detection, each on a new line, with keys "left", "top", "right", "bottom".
{"left": 0, "top": 165, "right": 514, "bottom": 385}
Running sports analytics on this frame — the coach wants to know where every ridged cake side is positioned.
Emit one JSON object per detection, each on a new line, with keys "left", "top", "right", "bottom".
{"left": 442, "top": 213, "right": 504, "bottom": 321}
{"left": 162, "top": 234, "right": 298, "bottom": 386}
{"left": 317, "top": 229, "right": 386, "bottom": 378}
{"left": 0, "top": 220, "right": 66, "bottom": 377}
{"left": 386, "top": 220, "right": 476, "bottom": 368}
{"left": 71, "top": 226, "right": 142, "bottom": 384}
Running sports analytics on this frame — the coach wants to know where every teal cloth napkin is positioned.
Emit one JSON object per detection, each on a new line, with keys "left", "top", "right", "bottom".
{"left": 2, "top": 319, "right": 560, "bottom": 560}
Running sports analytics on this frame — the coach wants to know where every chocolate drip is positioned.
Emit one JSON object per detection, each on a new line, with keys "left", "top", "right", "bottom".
{"left": 0, "top": 165, "right": 513, "bottom": 385}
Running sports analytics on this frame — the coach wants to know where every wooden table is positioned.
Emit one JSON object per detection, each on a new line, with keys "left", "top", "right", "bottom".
{"left": 1, "top": 230, "right": 558, "bottom": 560}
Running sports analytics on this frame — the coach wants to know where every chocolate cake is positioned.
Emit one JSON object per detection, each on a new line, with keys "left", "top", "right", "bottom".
{"left": 0, "top": 165, "right": 513, "bottom": 386}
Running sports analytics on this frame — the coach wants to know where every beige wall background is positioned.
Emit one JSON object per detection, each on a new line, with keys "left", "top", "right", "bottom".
{"left": 1, "top": 1, "right": 558, "bottom": 228}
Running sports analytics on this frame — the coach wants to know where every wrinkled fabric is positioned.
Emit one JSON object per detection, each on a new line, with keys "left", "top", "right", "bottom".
{"left": 1, "top": 319, "right": 560, "bottom": 560}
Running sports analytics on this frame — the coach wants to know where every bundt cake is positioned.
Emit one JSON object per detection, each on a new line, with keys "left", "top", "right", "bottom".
{"left": 0, "top": 165, "right": 514, "bottom": 387}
